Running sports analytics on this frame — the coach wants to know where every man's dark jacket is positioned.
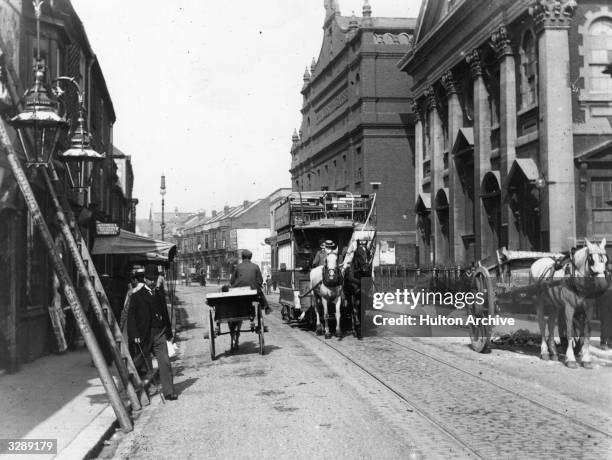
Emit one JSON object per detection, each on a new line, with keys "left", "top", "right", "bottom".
{"left": 230, "top": 260, "right": 263, "bottom": 290}
{"left": 127, "top": 286, "right": 172, "bottom": 343}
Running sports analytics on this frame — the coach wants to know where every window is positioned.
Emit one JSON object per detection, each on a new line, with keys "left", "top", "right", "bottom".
{"left": 520, "top": 31, "right": 538, "bottom": 109}
{"left": 591, "top": 178, "right": 612, "bottom": 235}
{"left": 28, "top": 34, "right": 62, "bottom": 84}
{"left": 586, "top": 18, "right": 612, "bottom": 95}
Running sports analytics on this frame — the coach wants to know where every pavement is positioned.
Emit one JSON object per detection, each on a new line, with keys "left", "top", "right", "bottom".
{"left": 0, "top": 283, "right": 274, "bottom": 460}
{"left": 0, "top": 347, "right": 123, "bottom": 460}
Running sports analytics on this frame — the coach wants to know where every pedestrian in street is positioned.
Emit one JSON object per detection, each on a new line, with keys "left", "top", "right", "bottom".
{"left": 127, "top": 264, "right": 177, "bottom": 401}
{"left": 265, "top": 274, "right": 271, "bottom": 295}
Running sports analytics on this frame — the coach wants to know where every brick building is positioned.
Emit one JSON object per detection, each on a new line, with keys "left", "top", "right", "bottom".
{"left": 399, "top": 0, "right": 612, "bottom": 267}
{"left": 0, "top": 0, "right": 134, "bottom": 371}
{"left": 290, "top": 1, "right": 417, "bottom": 265}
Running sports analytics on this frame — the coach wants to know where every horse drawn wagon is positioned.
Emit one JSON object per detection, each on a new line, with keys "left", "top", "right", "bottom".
{"left": 468, "top": 239, "right": 609, "bottom": 368}
{"left": 205, "top": 287, "right": 265, "bottom": 359}
{"left": 270, "top": 191, "right": 376, "bottom": 337}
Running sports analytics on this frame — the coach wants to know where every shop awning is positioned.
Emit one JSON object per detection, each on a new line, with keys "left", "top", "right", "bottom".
{"left": 92, "top": 229, "right": 177, "bottom": 262}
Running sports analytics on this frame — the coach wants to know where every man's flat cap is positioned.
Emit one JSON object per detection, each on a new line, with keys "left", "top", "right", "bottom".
{"left": 242, "top": 249, "right": 253, "bottom": 258}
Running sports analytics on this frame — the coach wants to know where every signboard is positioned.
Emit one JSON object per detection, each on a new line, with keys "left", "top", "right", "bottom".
{"left": 230, "top": 229, "right": 237, "bottom": 249}
{"left": 96, "top": 221, "right": 120, "bottom": 236}
{"left": 274, "top": 201, "right": 291, "bottom": 230}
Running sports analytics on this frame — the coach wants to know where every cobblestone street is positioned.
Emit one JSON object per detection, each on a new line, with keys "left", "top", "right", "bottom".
{"left": 101, "top": 284, "right": 612, "bottom": 460}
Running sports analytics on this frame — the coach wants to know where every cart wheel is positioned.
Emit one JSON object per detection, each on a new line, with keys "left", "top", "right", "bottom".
{"left": 470, "top": 267, "right": 494, "bottom": 353}
{"left": 258, "top": 307, "right": 265, "bottom": 355}
{"left": 208, "top": 309, "right": 216, "bottom": 360}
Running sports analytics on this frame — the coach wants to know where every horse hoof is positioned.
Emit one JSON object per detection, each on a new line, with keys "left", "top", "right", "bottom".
{"left": 582, "top": 361, "right": 593, "bottom": 369}
{"left": 316, "top": 329, "right": 323, "bottom": 336}
{"left": 566, "top": 361, "right": 578, "bottom": 369}
{"left": 540, "top": 353, "right": 550, "bottom": 361}
{"left": 325, "top": 332, "right": 332, "bottom": 339}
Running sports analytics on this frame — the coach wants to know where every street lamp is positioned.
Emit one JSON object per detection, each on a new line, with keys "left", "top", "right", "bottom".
{"left": 54, "top": 77, "right": 105, "bottom": 193}
{"left": 10, "top": 65, "right": 67, "bottom": 167}
{"left": 160, "top": 174, "right": 166, "bottom": 241}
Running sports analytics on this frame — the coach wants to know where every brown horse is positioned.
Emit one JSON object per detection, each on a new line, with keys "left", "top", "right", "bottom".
{"left": 530, "top": 239, "right": 608, "bottom": 368}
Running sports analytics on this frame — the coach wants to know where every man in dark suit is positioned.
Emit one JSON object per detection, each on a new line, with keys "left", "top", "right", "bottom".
{"left": 128, "top": 264, "right": 177, "bottom": 400}
{"left": 230, "top": 249, "right": 270, "bottom": 314}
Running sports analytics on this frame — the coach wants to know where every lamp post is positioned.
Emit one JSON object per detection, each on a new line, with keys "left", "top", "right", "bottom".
{"left": 160, "top": 174, "right": 166, "bottom": 241}
{"left": 0, "top": 0, "right": 137, "bottom": 429}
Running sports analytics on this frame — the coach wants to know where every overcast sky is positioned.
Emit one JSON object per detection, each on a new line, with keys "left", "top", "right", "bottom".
{"left": 70, "top": 0, "right": 422, "bottom": 219}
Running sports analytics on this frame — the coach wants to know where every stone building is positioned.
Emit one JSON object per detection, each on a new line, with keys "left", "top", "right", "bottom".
{"left": 290, "top": 1, "right": 417, "bottom": 265}
{"left": 399, "top": 0, "right": 612, "bottom": 267}
{"left": 0, "top": 0, "right": 133, "bottom": 371}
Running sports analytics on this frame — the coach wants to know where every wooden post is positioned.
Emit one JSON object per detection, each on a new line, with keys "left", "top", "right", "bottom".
{"left": 41, "top": 167, "right": 141, "bottom": 411}
{"left": 0, "top": 122, "right": 133, "bottom": 432}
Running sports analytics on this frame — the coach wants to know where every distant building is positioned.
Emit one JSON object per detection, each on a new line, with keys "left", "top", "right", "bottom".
{"left": 399, "top": 0, "right": 612, "bottom": 267}
{"left": 179, "top": 193, "right": 280, "bottom": 280}
{"left": 290, "top": 1, "right": 418, "bottom": 265}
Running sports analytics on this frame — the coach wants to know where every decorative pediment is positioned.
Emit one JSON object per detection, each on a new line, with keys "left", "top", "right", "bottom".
{"left": 414, "top": 0, "right": 461, "bottom": 46}
{"left": 574, "top": 139, "right": 612, "bottom": 164}
{"left": 451, "top": 127, "right": 474, "bottom": 157}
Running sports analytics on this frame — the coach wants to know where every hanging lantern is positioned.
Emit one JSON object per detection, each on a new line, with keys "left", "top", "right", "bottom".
{"left": 57, "top": 113, "right": 104, "bottom": 189}
{"left": 10, "top": 64, "right": 67, "bottom": 166}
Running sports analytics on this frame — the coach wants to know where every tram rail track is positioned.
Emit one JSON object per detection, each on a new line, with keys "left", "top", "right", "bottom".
{"left": 381, "top": 336, "right": 612, "bottom": 439}
{"left": 292, "top": 316, "right": 612, "bottom": 458}
{"left": 306, "top": 330, "right": 486, "bottom": 459}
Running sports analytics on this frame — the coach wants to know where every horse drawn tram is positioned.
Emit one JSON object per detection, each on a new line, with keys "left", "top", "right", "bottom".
{"left": 271, "top": 191, "right": 376, "bottom": 330}
{"left": 468, "top": 240, "right": 609, "bottom": 368}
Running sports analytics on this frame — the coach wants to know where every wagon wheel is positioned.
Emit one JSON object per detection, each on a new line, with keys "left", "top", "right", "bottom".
{"left": 208, "top": 308, "right": 216, "bottom": 361}
{"left": 257, "top": 305, "right": 265, "bottom": 355}
{"left": 470, "top": 266, "right": 494, "bottom": 353}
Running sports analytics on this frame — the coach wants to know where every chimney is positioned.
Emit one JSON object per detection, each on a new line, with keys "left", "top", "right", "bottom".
{"left": 243, "top": 200, "right": 250, "bottom": 208}
{"left": 224, "top": 205, "right": 230, "bottom": 214}
{"left": 212, "top": 210, "right": 217, "bottom": 217}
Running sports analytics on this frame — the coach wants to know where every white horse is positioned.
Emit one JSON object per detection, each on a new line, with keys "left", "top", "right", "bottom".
{"left": 310, "top": 252, "right": 344, "bottom": 339}
{"left": 530, "top": 238, "right": 608, "bottom": 368}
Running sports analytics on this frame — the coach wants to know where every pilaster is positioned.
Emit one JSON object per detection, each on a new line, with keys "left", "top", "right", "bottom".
{"left": 530, "top": 1, "right": 577, "bottom": 251}
{"left": 490, "top": 25, "right": 518, "bottom": 250}
{"left": 466, "top": 49, "right": 492, "bottom": 261}
{"left": 441, "top": 70, "right": 463, "bottom": 265}
{"left": 425, "top": 86, "right": 445, "bottom": 265}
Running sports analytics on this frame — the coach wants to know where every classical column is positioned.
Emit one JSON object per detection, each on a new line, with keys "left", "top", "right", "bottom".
{"left": 490, "top": 25, "right": 517, "bottom": 250}
{"left": 466, "top": 49, "right": 492, "bottom": 261}
{"left": 530, "top": 0, "right": 577, "bottom": 251}
{"left": 441, "top": 70, "right": 463, "bottom": 264}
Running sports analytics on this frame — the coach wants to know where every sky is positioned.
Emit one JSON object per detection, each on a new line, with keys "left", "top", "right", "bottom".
{"left": 70, "top": 0, "right": 422, "bottom": 219}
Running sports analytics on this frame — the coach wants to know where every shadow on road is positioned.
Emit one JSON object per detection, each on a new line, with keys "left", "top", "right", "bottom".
{"left": 215, "top": 342, "right": 281, "bottom": 360}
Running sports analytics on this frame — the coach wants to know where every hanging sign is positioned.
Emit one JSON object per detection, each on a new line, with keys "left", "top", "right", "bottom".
{"left": 96, "top": 221, "right": 120, "bottom": 236}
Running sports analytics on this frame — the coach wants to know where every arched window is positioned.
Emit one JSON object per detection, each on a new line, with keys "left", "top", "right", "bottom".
{"left": 586, "top": 18, "right": 612, "bottom": 94}
{"left": 520, "top": 31, "right": 538, "bottom": 109}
